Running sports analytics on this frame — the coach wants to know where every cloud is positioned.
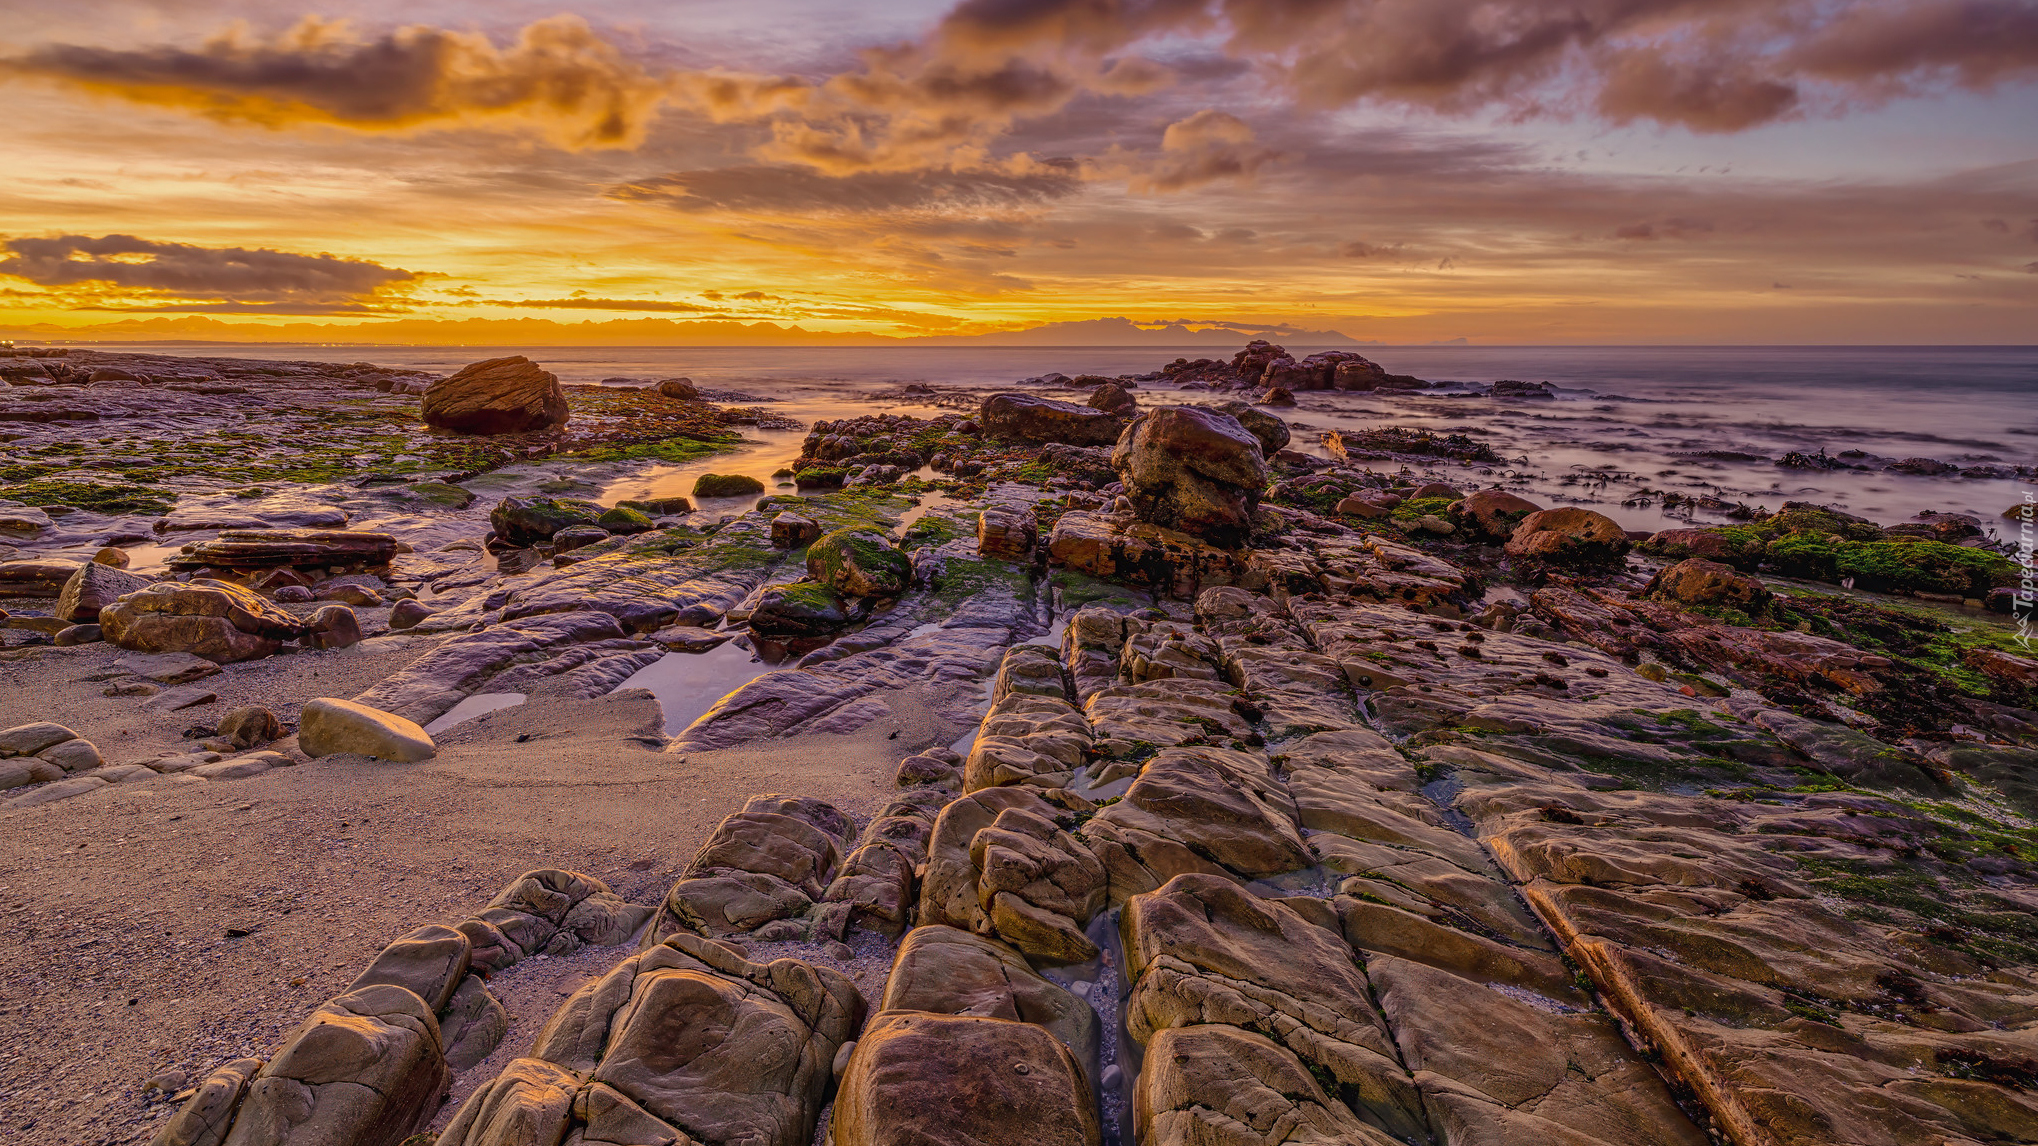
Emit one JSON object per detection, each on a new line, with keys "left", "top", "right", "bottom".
{"left": 1, "top": 16, "right": 671, "bottom": 149}
{"left": 1130, "top": 109, "right": 1279, "bottom": 191}
{"left": 0, "top": 234, "right": 414, "bottom": 306}
{"left": 1612, "top": 218, "right": 1717, "bottom": 241}
{"left": 472, "top": 297, "right": 726, "bottom": 313}
{"left": 609, "top": 164, "right": 1082, "bottom": 215}
{"left": 73, "top": 301, "right": 401, "bottom": 315}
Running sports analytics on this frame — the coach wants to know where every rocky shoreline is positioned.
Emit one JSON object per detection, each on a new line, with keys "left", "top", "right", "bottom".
{"left": 3, "top": 343, "right": 2037, "bottom": 1146}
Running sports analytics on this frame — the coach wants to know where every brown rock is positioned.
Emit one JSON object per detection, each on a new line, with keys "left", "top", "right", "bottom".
{"left": 1259, "top": 385, "right": 1296, "bottom": 406}
{"left": 216, "top": 706, "right": 281, "bottom": 749}
{"left": 976, "top": 505, "right": 1037, "bottom": 558}
{"left": 149, "top": 1057, "right": 265, "bottom": 1146}
{"left": 348, "top": 923, "right": 472, "bottom": 1012}
{"left": 1136, "top": 1025, "right": 1402, "bottom": 1146}
{"left": 1505, "top": 507, "right": 1631, "bottom": 567}
{"left": 1448, "top": 489, "right": 1543, "bottom": 541}
{"left": 435, "top": 1056, "right": 577, "bottom": 1146}
{"left": 833, "top": 1013, "right": 1100, "bottom": 1146}
{"left": 1646, "top": 557, "right": 1771, "bottom": 611}
{"left": 223, "top": 983, "right": 448, "bottom": 1146}
{"left": 1335, "top": 495, "right": 1391, "bottom": 520}
{"left": 771, "top": 512, "right": 821, "bottom": 549}
{"left": 1086, "top": 382, "right": 1137, "bottom": 416}
{"left": 979, "top": 393, "right": 1125, "bottom": 447}
{"left": 55, "top": 561, "right": 151, "bottom": 623}
{"left": 1111, "top": 406, "right": 1271, "bottom": 548}
{"left": 304, "top": 604, "right": 364, "bottom": 650}
{"left": 422, "top": 356, "right": 569, "bottom": 435}
{"left": 0, "top": 557, "right": 83, "bottom": 598}
{"left": 656, "top": 376, "right": 699, "bottom": 399}
{"left": 167, "top": 530, "right": 397, "bottom": 572}
{"left": 879, "top": 925, "right": 1099, "bottom": 1067}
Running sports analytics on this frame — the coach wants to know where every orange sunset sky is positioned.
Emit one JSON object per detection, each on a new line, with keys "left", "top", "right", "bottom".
{"left": 1, "top": 0, "right": 2035, "bottom": 344}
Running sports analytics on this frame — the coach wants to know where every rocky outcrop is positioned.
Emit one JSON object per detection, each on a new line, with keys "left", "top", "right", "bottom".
{"left": 646, "top": 795, "right": 858, "bottom": 942}
{"left": 979, "top": 393, "right": 1125, "bottom": 447}
{"left": 835, "top": 1013, "right": 1100, "bottom": 1146}
{"left": 422, "top": 356, "right": 569, "bottom": 434}
{"left": 1213, "top": 400, "right": 1291, "bottom": 455}
{"left": 0, "top": 722, "right": 100, "bottom": 791}
{"left": 490, "top": 497, "right": 604, "bottom": 548}
{"left": 1447, "top": 489, "right": 1542, "bottom": 541}
{"left": 1112, "top": 406, "right": 1269, "bottom": 548}
{"left": 1646, "top": 557, "right": 1771, "bottom": 610}
{"left": 808, "top": 529, "right": 912, "bottom": 598}
{"left": 166, "top": 530, "right": 396, "bottom": 573}
{"left": 695, "top": 472, "right": 766, "bottom": 497}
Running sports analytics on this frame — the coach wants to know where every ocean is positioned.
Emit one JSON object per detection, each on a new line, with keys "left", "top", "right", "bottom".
{"left": 82, "top": 342, "right": 2038, "bottom": 535}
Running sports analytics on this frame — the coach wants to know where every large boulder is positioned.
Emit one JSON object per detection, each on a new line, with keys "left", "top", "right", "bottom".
{"left": 422, "top": 356, "right": 569, "bottom": 434}
{"left": 490, "top": 497, "right": 604, "bottom": 548}
{"left": 1448, "top": 489, "right": 1543, "bottom": 542}
{"left": 979, "top": 393, "right": 1125, "bottom": 447}
{"left": 694, "top": 473, "right": 767, "bottom": 498}
{"left": 99, "top": 579, "right": 307, "bottom": 662}
{"left": 1637, "top": 527, "right": 1765, "bottom": 570}
{"left": 54, "top": 561, "right": 151, "bottom": 624}
{"left": 749, "top": 583, "right": 852, "bottom": 640}
{"left": 299, "top": 698, "right": 437, "bottom": 762}
{"left": 807, "top": 529, "right": 912, "bottom": 598}
{"left": 1111, "top": 406, "right": 1270, "bottom": 548}
{"left": 1086, "top": 382, "right": 1136, "bottom": 416}
{"left": 1505, "top": 507, "right": 1631, "bottom": 567}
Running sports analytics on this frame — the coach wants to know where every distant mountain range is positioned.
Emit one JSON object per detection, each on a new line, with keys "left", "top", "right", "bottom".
{"left": 0, "top": 314, "right": 1370, "bottom": 348}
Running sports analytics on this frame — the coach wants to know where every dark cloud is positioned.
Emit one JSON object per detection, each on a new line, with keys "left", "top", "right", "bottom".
{"left": 1, "top": 16, "right": 670, "bottom": 149}
{"left": 0, "top": 234, "right": 414, "bottom": 304}
{"left": 608, "top": 164, "right": 1082, "bottom": 215}
{"left": 73, "top": 301, "right": 400, "bottom": 315}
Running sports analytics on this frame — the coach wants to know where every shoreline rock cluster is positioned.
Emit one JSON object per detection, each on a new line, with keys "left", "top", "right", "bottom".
{"left": 8, "top": 343, "right": 2037, "bottom": 1146}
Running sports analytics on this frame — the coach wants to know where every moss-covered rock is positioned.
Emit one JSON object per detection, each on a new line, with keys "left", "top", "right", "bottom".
{"left": 750, "top": 580, "right": 852, "bottom": 638}
{"left": 1638, "top": 526, "right": 1767, "bottom": 569}
{"left": 807, "top": 528, "right": 913, "bottom": 598}
{"left": 1770, "top": 536, "right": 2015, "bottom": 597}
{"left": 597, "top": 505, "right": 656, "bottom": 534}
{"left": 489, "top": 496, "right": 603, "bottom": 547}
{"left": 693, "top": 472, "right": 766, "bottom": 498}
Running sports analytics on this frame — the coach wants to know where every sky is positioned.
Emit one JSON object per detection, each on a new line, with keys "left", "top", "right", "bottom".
{"left": 1, "top": 0, "right": 2035, "bottom": 344}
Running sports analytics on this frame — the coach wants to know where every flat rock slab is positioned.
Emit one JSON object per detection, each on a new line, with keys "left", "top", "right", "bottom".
{"left": 141, "top": 685, "right": 219, "bottom": 712}
{"left": 116, "top": 651, "right": 223, "bottom": 683}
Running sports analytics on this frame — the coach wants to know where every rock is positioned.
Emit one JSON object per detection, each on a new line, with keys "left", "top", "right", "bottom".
{"left": 657, "top": 376, "right": 699, "bottom": 399}
{"left": 550, "top": 525, "right": 610, "bottom": 554}
{"left": 833, "top": 1013, "right": 1101, "bottom": 1146}
{"left": 0, "top": 757, "right": 64, "bottom": 789}
{"left": 303, "top": 604, "right": 363, "bottom": 650}
{"left": 750, "top": 582, "right": 852, "bottom": 640}
{"left": 1335, "top": 496, "right": 1391, "bottom": 520}
{"left": 0, "top": 722, "right": 80, "bottom": 758}
{"left": 1412, "top": 482, "right": 1463, "bottom": 500}
{"left": 7, "top": 613, "right": 67, "bottom": 635}
{"left": 597, "top": 505, "right": 655, "bottom": 534}
{"left": 490, "top": 497, "right": 604, "bottom": 548}
{"left": 1137, "top": 1025, "right": 1399, "bottom": 1146}
{"left": 141, "top": 684, "right": 218, "bottom": 712}
{"left": 1123, "top": 873, "right": 1429, "bottom": 1141}
{"left": 273, "top": 585, "right": 314, "bottom": 603}
{"left": 313, "top": 582, "right": 382, "bottom": 606}
{"left": 1637, "top": 527, "right": 1765, "bottom": 569}
{"left": 879, "top": 925, "right": 1099, "bottom": 1067}
{"left": 1214, "top": 400, "right": 1292, "bottom": 455}
{"left": 1413, "top": 515, "right": 1454, "bottom": 535}
{"left": 1087, "top": 382, "right": 1136, "bottom": 416}
{"left": 1447, "top": 489, "right": 1543, "bottom": 541}
{"left": 101, "top": 579, "right": 307, "bottom": 662}
{"left": 979, "top": 393, "right": 1126, "bottom": 447}
{"left": 167, "top": 530, "right": 397, "bottom": 572}
{"left": 349, "top": 924, "right": 472, "bottom": 1012}
{"left": 439, "top": 974, "right": 510, "bottom": 1071}
{"left": 976, "top": 505, "right": 1037, "bottom": 558}
{"left": 1965, "top": 646, "right": 2038, "bottom": 689}
{"left": 807, "top": 529, "right": 913, "bottom": 598}
{"left": 1046, "top": 511, "right": 1239, "bottom": 600}
{"left": 1259, "top": 385, "right": 1296, "bottom": 406}
{"left": 92, "top": 547, "right": 129, "bottom": 568}
{"left": 53, "top": 623, "right": 101, "bottom": 646}
{"left": 694, "top": 473, "right": 766, "bottom": 498}
{"left": 1086, "top": 748, "right": 1311, "bottom": 898}
{"left": 388, "top": 599, "right": 434, "bottom": 629}
{"left": 772, "top": 512, "right": 822, "bottom": 549}
{"left": 148, "top": 1057, "right": 264, "bottom": 1146}
{"left": 423, "top": 355, "right": 569, "bottom": 434}
{"left": 1491, "top": 379, "right": 1555, "bottom": 398}
{"left": 218, "top": 984, "right": 448, "bottom": 1146}
{"left": 1646, "top": 558, "right": 1771, "bottom": 611}
{"left": 435, "top": 1057, "right": 576, "bottom": 1146}
{"left": 1112, "top": 406, "right": 1271, "bottom": 548}
{"left": 619, "top": 495, "right": 694, "bottom": 516}
{"left": 115, "top": 651, "right": 221, "bottom": 683}
{"left": 1506, "top": 507, "right": 1632, "bottom": 567}
{"left": 38, "top": 737, "right": 102, "bottom": 772}
{"left": 299, "top": 697, "right": 436, "bottom": 762}
{"left": 0, "top": 557, "right": 83, "bottom": 597}
{"left": 3, "top": 774, "right": 109, "bottom": 808}
{"left": 217, "top": 706, "right": 281, "bottom": 749}
{"left": 0, "top": 501, "right": 53, "bottom": 535}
